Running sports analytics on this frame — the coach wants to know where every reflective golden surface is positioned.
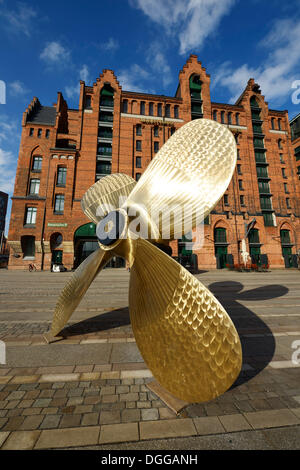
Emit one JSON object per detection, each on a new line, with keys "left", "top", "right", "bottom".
{"left": 50, "top": 118, "right": 242, "bottom": 403}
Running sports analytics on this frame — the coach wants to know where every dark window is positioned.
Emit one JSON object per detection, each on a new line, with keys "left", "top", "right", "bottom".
{"left": 85, "top": 95, "right": 92, "bottom": 108}
{"left": 136, "top": 156, "right": 141, "bottom": 168}
{"left": 170, "top": 127, "right": 175, "bottom": 135}
{"left": 122, "top": 100, "right": 128, "bottom": 113}
{"left": 97, "top": 144, "right": 112, "bottom": 155}
{"left": 280, "top": 229, "right": 291, "bottom": 244}
{"left": 29, "top": 128, "right": 34, "bottom": 136}
{"left": 228, "top": 112, "right": 232, "bottom": 124}
{"left": 21, "top": 235, "right": 35, "bottom": 259}
{"left": 174, "top": 106, "right": 179, "bottom": 119}
{"left": 221, "top": 111, "right": 225, "bottom": 124}
{"left": 32, "top": 156, "right": 42, "bottom": 171}
{"left": 260, "top": 196, "right": 272, "bottom": 210}
{"left": 165, "top": 104, "right": 170, "bottom": 117}
{"left": 154, "top": 126, "right": 159, "bottom": 137}
{"left": 96, "top": 161, "right": 111, "bottom": 175}
{"left": 235, "top": 134, "right": 239, "bottom": 144}
{"left": 236, "top": 113, "right": 240, "bottom": 125}
{"left": 224, "top": 194, "right": 229, "bottom": 205}
{"left": 271, "top": 118, "right": 275, "bottom": 130}
{"left": 253, "top": 137, "right": 264, "bottom": 148}
{"left": 136, "top": 173, "right": 141, "bottom": 181}
{"left": 280, "top": 154, "right": 284, "bottom": 163}
{"left": 214, "top": 227, "right": 227, "bottom": 243}
{"left": 140, "top": 101, "right": 145, "bottom": 115}
{"left": 154, "top": 141, "right": 159, "bottom": 153}
{"left": 45, "top": 129, "right": 50, "bottom": 139}
{"left": 29, "top": 178, "right": 40, "bottom": 195}
{"left": 136, "top": 140, "right": 142, "bottom": 151}
{"left": 240, "top": 195, "right": 245, "bottom": 206}
{"left": 259, "top": 181, "right": 271, "bottom": 193}
{"left": 248, "top": 228, "right": 259, "bottom": 243}
{"left": 37, "top": 129, "right": 42, "bottom": 138}
{"left": 278, "top": 139, "right": 283, "bottom": 149}
{"left": 237, "top": 149, "right": 240, "bottom": 160}
{"left": 238, "top": 179, "right": 243, "bottom": 190}
{"left": 57, "top": 167, "right": 67, "bottom": 186}
{"left": 25, "top": 207, "right": 37, "bottom": 225}
{"left": 213, "top": 110, "right": 217, "bottom": 121}
{"left": 149, "top": 102, "right": 154, "bottom": 116}
{"left": 157, "top": 103, "right": 162, "bottom": 117}
{"left": 286, "top": 198, "right": 291, "bottom": 209}
{"left": 278, "top": 119, "right": 281, "bottom": 130}
{"left": 237, "top": 164, "right": 242, "bottom": 175}
{"left": 284, "top": 183, "right": 289, "bottom": 193}
{"left": 256, "top": 166, "right": 269, "bottom": 178}
{"left": 282, "top": 168, "right": 287, "bottom": 178}
{"left": 263, "top": 213, "right": 274, "bottom": 226}
{"left": 54, "top": 194, "right": 64, "bottom": 213}
{"left": 136, "top": 124, "right": 142, "bottom": 136}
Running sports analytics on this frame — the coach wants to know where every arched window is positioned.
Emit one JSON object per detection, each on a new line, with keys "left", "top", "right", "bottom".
{"left": 122, "top": 99, "right": 128, "bottom": 113}
{"left": 100, "top": 85, "right": 114, "bottom": 108}
{"left": 189, "top": 75, "right": 202, "bottom": 99}
{"left": 214, "top": 227, "right": 227, "bottom": 243}
{"left": 213, "top": 110, "right": 217, "bottom": 121}
{"left": 250, "top": 96, "right": 259, "bottom": 107}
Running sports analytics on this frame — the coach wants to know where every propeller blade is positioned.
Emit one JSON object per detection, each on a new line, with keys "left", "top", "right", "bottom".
{"left": 123, "top": 119, "right": 237, "bottom": 241}
{"left": 49, "top": 248, "right": 112, "bottom": 337}
{"left": 81, "top": 173, "right": 136, "bottom": 224}
{"left": 128, "top": 238, "right": 242, "bottom": 403}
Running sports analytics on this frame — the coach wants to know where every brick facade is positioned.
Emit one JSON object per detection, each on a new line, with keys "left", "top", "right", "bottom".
{"left": 7, "top": 55, "right": 300, "bottom": 270}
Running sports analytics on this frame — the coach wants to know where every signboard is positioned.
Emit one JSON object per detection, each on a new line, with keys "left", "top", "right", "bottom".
{"left": 47, "top": 223, "right": 68, "bottom": 227}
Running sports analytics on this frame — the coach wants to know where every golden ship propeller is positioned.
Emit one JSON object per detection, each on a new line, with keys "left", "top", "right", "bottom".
{"left": 47, "top": 118, "right": 242, "bottom": 403}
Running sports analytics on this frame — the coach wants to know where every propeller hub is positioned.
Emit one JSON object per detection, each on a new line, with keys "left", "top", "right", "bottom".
{"left": 96, "top": 209, "right": 128, "bottom": 249}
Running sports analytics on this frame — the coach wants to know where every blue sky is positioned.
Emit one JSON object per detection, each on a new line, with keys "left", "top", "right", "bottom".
{"left": 1, "top": 0, "right": 300, "bottom": 234}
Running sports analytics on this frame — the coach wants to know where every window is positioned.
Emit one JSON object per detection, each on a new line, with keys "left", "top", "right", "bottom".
{"left": 213, "top": 110, "right": 217, "bottom": 121}
{"left": 45, "top": 129, "right": 50, "bottom": 139}
{"left": 282, "top": 168, "right": 287, "bottom": 178}
{"left": 29, "top": 128, "right": 34, "bottom": 136}
{"left": 85, "top": 95, "right": 91, "bottom": 108}
{"left": 140, "top": 101, "right": 145, "bottom": 115}
{"left": 57, "top": 167, "right": 67, "bottom": 186}
{"left": 280, "top": 229, "right": 291, "bottom": 244}
{"left": 97, "top": 144, "right": 112, "bottom": 155}
{"left": 157, "top": 103, "right": 162, "bottom": 117}
{"left": 253, "top": 137, "right": 264, "bottom": 148}
{"left": 271, "top": 118, "right": 275, "bottom": 130}
{"left": 32, "top": 156, "right": 42, "bottom": 171}
{"left": 136, "top": 173, "right": 141, "bottom": 181}
{"left": 21, "top": 235, "right": 35, "bottom": 259}
{"left": 29, "top": 178, "right": 40, "bottom": 195}
{"left": 38, "top": 129, "right": 42, "bottom": 138}
{"left": 25, "top": 207, "right": 37, "bottom": 225}
{"left": 235, "top": 134, "right": 239, "bottom": 144}
{"left": 96, "top": 161, "right": 111, "bottom": 175}
{"left": 237, "top": 149, "right": 240, "bottom": 160}
{"left": 238, "top": 179, "right": 243, "bottom": 190}
{"left": 224, "top": 194, "right": 229, "bottom": 205}
{"left": 136, "top": 140, "right": 142, "bottom": 151}
{"left": 174, "top": 106, "right": 179, "bottom": 119}
{"left": 149, "top": 102, "right": 154, "bottom": 116}
{"left": 165, "top": 104, "right": 170, "bottom": 117}
{"left": 237, "top": 164, "right": 242, "bottom": 175}
{"left": 136, "top": 156, "right": 141, "bottom": 168}
{"left": 221, "top": 111, "right": 225, "bottom": 124}
{"left": 154, "top": 141, "right": 159, "bottom": 153}
{"left": 256, "top": 166, "right": 269, "bottom": 178}
{"left": 154, "top": 126, "right": 159, "bottom": 137}
{"left": 236, "top": 113, "right": 240, "bottom": 125}
{"left": 240, "top": 195, "right": 245, "bottom": 206}
{"left": 170, "top": 127, "right": 175, "bottom": 135}
{"left": 286, "top": 198, "right": 291, "bottom": 209}
{"left": 278, "top": 139, "right": 283, "bottom": 149}
{"left": 260, "top": 196, "right": 272, "bottom": 210}
{"left": 214, "top": 227, "right": 227, "bottom": 243}
{"left": 284, "top": 183, "right": 289, "bottom": 193}
{"left": 228, "top": 112, "right": 232, "bottom": 124}
{"left": 263, "top": 213, "right": 274, "bottom": 226}
{"left": 122, "top": 100, "right": 128, "bottom": 113}
{"left": 278, "top": 119, "right": 281, "bottom": 130}
{"left": 259, "top": 181, "right": 271, "bottom": 193}
{"left": 280, "top": 154, "right": 284, "bottom": 164}
{"left": 136, "top": 124, "right": 142, "bottom": 136}
{"left": 54, "top": 194, "right": 65, "bottom": 213}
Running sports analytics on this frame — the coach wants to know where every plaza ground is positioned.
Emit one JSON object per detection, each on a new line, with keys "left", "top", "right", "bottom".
{"left": 0, "top": 268, "right": 299, "bottom": 450}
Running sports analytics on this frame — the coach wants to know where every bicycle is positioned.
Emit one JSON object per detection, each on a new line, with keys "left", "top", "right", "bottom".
{"left": 28, "top": 263, "right": 37, "bottom": 272}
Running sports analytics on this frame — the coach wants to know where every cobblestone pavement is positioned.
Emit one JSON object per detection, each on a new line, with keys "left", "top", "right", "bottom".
{"left": 0, "top": 268, "right": 299, "bottom": 450}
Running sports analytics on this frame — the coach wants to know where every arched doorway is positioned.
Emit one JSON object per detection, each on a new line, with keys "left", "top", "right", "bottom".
{"left": 248, "top": 228, "right": 261, "bottom": 265}
{"left": 280, "top": 228, "right": 295, "bottom": 268}
{"left": 50, "top": 232, "right": 63, "bottom": 268}
{"left": 73, "top": 223, "right": 125, "bottom": 269}
{"left": 214, "top": 227, "right": 228, "bottom": 269}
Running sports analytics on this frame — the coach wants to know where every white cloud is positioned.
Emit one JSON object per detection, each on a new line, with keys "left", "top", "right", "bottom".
{"left": 146, "top": 44, "right": 172, "bottom": 88}
{"left": 9, "top": 80, "right": 29, "bottom": 97}
{"left": 0, "top": 118, "right": 19, "bottom": 196}
{"left": 100, "top": 37, "right": 119, "bottom": 52}
{"left": 212, "top": 18, "right": 300, "bottom": 105}
{"left": 130, "top": 0, "right": 236, "bottom": 55}
{"left": 1, "top": 1, "right": 37, "bottom": 37}
{"left": 65, "top": 65, "right": 90, "bottom": 100}
{"left": 118, "top": 64, "right": 153, "bottom": 92}
{"left": 40, "top": 41, "right": 71, "bottom": 64}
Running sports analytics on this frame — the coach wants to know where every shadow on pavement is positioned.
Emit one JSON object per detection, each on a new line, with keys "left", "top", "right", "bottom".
{"left": 209, "top": 280, "right": 289, "bottom": 387}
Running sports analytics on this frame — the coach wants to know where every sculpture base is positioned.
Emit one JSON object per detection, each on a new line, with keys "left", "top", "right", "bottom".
{"left": 146, "top": 380, "right": 188, "bottom": 414}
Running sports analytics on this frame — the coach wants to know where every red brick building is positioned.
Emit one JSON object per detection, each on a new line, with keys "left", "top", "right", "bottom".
{"left": 7, "top": 55, "right": 300, "bottom": 270}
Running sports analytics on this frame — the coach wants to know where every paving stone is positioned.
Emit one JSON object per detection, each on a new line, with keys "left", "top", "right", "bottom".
{"left": 7, "top": 409, "right": 22, "bottom": 417}
{"left": 6, "top": 391, "right": 26, "bottom": 401}
{"left": 219, "top": 414, "right": 252, "bottom": 432}
{"left": 101, "top": 395, "right": 118, "bottom": 404}
{"left": 19, "top": 415, "right": 44, "bottom": 431}
{"left": 84, "top": 396, "right": 101, "bottom": 405}
{"left": 122, "top": 409, "right": 140, "bottom": 423}
{"left": 66, "top": 397, "right": 84, "bottom": 406}
{"left": 17, "top": 399, "right": 34, "bottom": 408}
{"left": 119, "top": 393, "right": 139, "bottom": 402}
{"left": 51, "top": 398, "right": 67, "bottom": 407}
{"left": 99, "top": 410, "right": 121, "bottom": 425}
{"left": 40, "top": 414, "right": 61, "bottom": 429}
{"left": 35, "top": 426, "right": 100, "bottom": 449}
{"left": 22, "top": 408, "right": 42, "bottom": 416}
{"left": 159, "top": 408, "right": 177, "bottom": 420}
{"left": 137, "top": 401, "right": 151, "bottom": 409}
{"left": 0, "top": 417, "right": 8, "bottom": 429}
{"left": 126, "top": 401, "right": 136, "bottom": 409}
{"left": 59, "top": 414, "right": 82, "bottom": 428}
{"left": 235, "top": 400, "right": 255, "bottom": 413}
{"left": 42, "top": 407, "right": 58, "bottom": 415}
{"left": 53, "top": 389, "right": 68, "bottom": 398}
{"left": 186, "top": 403, "right": 207, "bottom": 418}
{"left": 204, "top": 403, "right": 223, "bottom": 416}
{"left": 244, "top": 409, "right": 300, "bottom": 429}
{"left": 141, "top": 408, "right": 159, "bottom": 421}
{"left": 24, "top": 390, "right": 40, "bottom": 400}
{"left": 100, "top": 386, "right": 116, "bottom": 396}
{"left": 2, "top": 430, "right": 41, "bottom": 450}
{"left": 39, "top": 390, "right": 55, "bottom": 398}
{"left": 99, "top": 423, "right": 139, "bottom": 444}
{"left": 193, "top": 416, "right": 225, "bottom": 435}
{"left": 33, "top": 398, "right": 52, "bottom": 408}
{"left": 2, "top": 416, "right": 25, "bottom": 431}
{"left": 140, "top": 418, "right": 196, "bottom": 440}
{"left": 81, "top": 412, "right": 99, "bottom": 426}
{"left": 5, "top": 400, "right": 20, "bottom": 409}
{"left": 116, "top": 385, "right": 130, "bottom": 394}
{"left": 0, "top": 431, "right": 10, "bottom": 447}
{"left": 74, "top": 405, "right": 93, "bottom": 414}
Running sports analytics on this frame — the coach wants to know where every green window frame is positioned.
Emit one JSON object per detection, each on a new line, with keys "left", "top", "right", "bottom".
{"left": 25, "top": 207, "right": 37, "bottom": 225}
